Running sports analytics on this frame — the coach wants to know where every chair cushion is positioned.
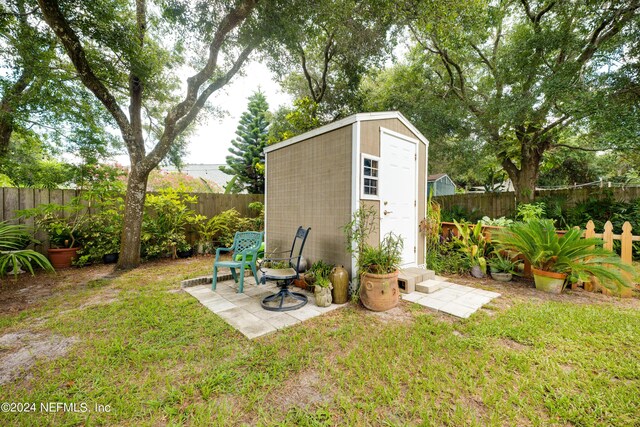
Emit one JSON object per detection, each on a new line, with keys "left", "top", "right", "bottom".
{"left": 261, "top": 267, "right": 298, "bottom": 280}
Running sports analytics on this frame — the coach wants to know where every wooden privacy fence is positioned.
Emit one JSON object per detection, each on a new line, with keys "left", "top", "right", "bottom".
{"left": 0, "top": 187, "right": 264, "bottom": 224}
{"left": 434, "top": 187, "right": 640, "bottom": 219}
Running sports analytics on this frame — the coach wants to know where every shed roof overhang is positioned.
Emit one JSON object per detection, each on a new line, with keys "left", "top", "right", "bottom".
{"left": 264, "top": 111, "right": 429, "bottom": 154}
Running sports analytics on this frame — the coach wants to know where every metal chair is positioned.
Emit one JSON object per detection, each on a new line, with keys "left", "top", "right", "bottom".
{"left": 212, "top": 231, "right": 264, "bottom": 293}
{"left": 259, "top": 226, "right": 311, "bottom": 311}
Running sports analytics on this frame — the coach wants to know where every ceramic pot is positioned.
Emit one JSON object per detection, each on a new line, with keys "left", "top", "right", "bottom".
{"left": 490, "top": 271, "right": 512, "bottom": 282}
{"left": 359, "top": 270, "right": 399, "bottom": 312}
{"left": 329, "top": 265, "right": 349, "bottom": 304}
{"left": 470, "top": 265, "right": 485, "bottom": 278}
{"left": 48, "top": 247, "right": 79, "bottom": 269}
{"left": 314, "top": 286, "right": 332, "bottom": 307}
{"left": 102, "top": 253, "right": 119, "bottom": 264}
{"left": 532, "top": 268, "right": 567, "bottom": 294}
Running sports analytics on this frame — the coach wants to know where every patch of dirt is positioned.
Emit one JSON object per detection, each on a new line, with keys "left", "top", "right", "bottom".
{"left": 498, "top": 337, "right": 529, "bottom": 352}
{"left": 0, "top": 264, "right": 115, "bottom": 314}
{"left": 444, "top": 274, "right": 640, "bottom": 309}
{"left": 78, "top": 289, "right": 120, "bottom": 309}
{"left": 0, "top": 331, "right": 78, "bottom": 385}
{"left": 271, "top": 369, "right": 333, "bottom": 411}
{"left": 461, "top": 395, "right": 489, "bottom": 422}
{"left": 368, "top": 301, "right": 416, "bottom": 324}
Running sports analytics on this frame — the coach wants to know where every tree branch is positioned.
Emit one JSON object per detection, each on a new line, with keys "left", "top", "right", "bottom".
{"left": 36, "top": 0, "right": 132, "bottom": 141}
{"left": 576, "top": 1, "right": 640, "bottom": 65}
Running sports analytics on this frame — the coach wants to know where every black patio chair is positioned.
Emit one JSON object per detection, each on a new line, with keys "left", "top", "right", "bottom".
{"left": 259, "top": 226, "right": 311, "bottom": 311}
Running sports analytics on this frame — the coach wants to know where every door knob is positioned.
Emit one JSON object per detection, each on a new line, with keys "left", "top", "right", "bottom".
{"left": 384, "top": 210, "right": 393, "bottom": 215}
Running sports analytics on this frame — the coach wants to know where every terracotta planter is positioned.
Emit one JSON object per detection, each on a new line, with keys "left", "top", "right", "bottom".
{"left": 532, "top": 268, "right": 567, "bottom": 294}
{"left": 360, "top": 270, "right": 400, "bottom": 312}
{"left": 48, "top": 247, "right": 79, "bottom": 269}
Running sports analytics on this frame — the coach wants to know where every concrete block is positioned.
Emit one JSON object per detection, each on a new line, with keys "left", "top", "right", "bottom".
{"left": 416, "top": 279, "right": 445, "bottom": 294}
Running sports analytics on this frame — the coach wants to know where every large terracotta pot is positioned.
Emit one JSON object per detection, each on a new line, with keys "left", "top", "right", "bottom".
{"left": 360, "top": 270, "right": 400, "bottom": 312}
{"left": 48, "top": 247, "right": 79, "bottom": 269}
{"left": 532, "top": 268, "right": 567, "bottom": 294}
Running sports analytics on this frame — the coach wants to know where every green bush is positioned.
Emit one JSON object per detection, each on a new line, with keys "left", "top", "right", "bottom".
{"left": 142, "top": 189, "right": 206, "bottom": 259}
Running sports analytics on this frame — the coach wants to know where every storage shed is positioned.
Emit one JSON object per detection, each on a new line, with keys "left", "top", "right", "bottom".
{"left": 264, "top": 111, "right": 429, "bottom": 278}
{"left": 427, "top": 173, "right": 457, "bottom": 196}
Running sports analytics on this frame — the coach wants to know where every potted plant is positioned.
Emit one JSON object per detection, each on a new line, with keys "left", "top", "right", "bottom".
{"left": 0, "top": 222, "right": 54, "bottom": 279}
{"left": 493, "top": 219, "right": 634, "bottom": 294}
{"left": 487, "top": 252, "right": 519, "bottom": 282}
{"left": 452, "top": 220, "right": 488, "bottom": 278}
{"left": 343, "top": 207, "right": 404, "bottom": 312}
{"left": 313, "top": 275, "right": 333, "bottom": 307}
{"left": 19, "top": 202, "right": 87, "bottom": 269}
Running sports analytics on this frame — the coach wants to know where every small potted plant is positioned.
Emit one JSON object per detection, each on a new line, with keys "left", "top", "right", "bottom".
{"left": 344, "top": 207, "right": 404, "bottom": 312}
{"left": 452, "top": 220, "right": 488, "bottom": 278}
{"left": 19, "top": 203, "right": 87, "bottom": 269}
{"left": 487, "top": 252, "right": 519, "bottom": 282}
{"left": 493, "top": 219, "right": 634, "bottom": 294}
{"left": 313, "top": 274, "right": 333, "bottom": 307}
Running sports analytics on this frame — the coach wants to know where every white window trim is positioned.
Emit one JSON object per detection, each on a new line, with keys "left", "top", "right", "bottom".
{"left": 360, "top": 153, "right": 381, "bottom": 200}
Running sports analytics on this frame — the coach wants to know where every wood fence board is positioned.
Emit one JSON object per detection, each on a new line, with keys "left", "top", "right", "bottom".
{"left": 3, "top": 188, "right": 19, "bottom": 224}
{"left": 21, "top": 188, "right": 35, "bottom": 228}
{"left": 0, "top": 188, "right": 4, "bottom": 222}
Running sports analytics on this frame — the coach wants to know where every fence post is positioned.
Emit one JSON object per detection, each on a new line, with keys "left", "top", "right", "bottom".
{"left": 621, "top": 222, "right": 633, "bottom": 264}
{"left": 602, "top": 221, "right": 614, "bottom": 252}
{"left": 585, "top": 220, "right": 595, "bottom": 239}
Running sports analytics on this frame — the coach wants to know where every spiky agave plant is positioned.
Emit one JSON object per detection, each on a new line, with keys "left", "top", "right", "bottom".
{"left": 492, "top": 219, "right": 635, "bottom": 292}
{"left": 0, "top": 222, "right": 54, "bottom": 280}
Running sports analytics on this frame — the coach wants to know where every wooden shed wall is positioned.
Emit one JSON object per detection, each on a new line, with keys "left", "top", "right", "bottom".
{"left": 265, "top": 125, "right": 353, "bottom": 272}
{"left": 359, "top": 118, "right": 427, "bottom": 266}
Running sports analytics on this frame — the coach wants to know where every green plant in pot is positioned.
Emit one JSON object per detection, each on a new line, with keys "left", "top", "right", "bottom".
{"left": 487, "top": 252, "right": 520, "bottom": 282}
{"left": 313, "top": 273, "right": 333, "bottom": 308}
{"left": 0, "top": 222, "right": 54, "bottom": 280}
{"left": 493, "top": 219, "right": 634, "bottom": 294}
{"left": 19, "top": 202, "right": 87, "bottom": 269}
{"left": 343, "top": 206, "right": 404, "bottom": 312}
{"left": 452, "top": 220, "right": 488, "bottom": 278}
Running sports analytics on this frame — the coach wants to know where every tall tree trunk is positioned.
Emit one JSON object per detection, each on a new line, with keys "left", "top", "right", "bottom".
{"left": 507, "top": 161, "right": 539, "bottom": 204}
{"left": 0, "top": 69, "right": 34, "bottom": 156}
{"left": 500, "top": 133, "right": 546, "bottom": 204}
{"left": 118, "top": 166, "right": 149, "bottom": 269}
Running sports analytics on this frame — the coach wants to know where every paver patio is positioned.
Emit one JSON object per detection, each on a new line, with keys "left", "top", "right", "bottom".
{"left": 184, "top": 276, "right": 345, "bottom": 339}
{"left": 402, "top": 279, "right": 500, "bottom": 318}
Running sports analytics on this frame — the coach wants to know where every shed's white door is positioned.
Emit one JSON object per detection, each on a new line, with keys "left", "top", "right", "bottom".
{"left": 379, "top": 128, "right": 417, "bottom": 267}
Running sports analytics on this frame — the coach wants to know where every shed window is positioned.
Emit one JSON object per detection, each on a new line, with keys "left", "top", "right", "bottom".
{"left": 361, "top": 155, "right": 380, "bottom": 199}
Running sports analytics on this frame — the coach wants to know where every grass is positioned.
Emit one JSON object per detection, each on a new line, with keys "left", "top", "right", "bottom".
{"left": 1, "top": 258, "right": 639, "bottom": 426}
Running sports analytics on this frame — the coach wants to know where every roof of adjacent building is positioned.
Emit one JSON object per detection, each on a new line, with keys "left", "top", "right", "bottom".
{"left": 264, "top": 111, "right": 429, "bottom": 154}
{"left": 164, "top": 164, "right": 232, "bottom": 188}
{"left": 427, "top": 173, "right": 449, "bottom": 182}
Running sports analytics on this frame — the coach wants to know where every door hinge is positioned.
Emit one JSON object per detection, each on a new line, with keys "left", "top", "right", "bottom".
{"left": 414, "top": 200, "right": 416, "bottom": 207}
{"left": 414, "top": 154, "right": 417, "bottom": 160}
{"left": 414, "top": 246, "right": 416, "bottom": 253}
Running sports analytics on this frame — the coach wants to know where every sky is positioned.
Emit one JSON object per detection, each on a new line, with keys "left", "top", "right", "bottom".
{"left": 181, "top": 61, "right": 292, "bottom": 166}
{"left": 112, "top": 60, "right": 292, "bottom": 167}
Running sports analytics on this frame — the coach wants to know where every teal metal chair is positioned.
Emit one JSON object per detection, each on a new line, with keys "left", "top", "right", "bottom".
{"left": 212, "top": 231, "right": 264, "bottom": 293}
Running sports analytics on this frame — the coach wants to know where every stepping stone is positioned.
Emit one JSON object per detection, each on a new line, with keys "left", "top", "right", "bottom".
{"left": 416, "top": 279, "right": 446, "bottom": 294}
{"left": 398, "top": 267, "right": 436, "bottom": 293}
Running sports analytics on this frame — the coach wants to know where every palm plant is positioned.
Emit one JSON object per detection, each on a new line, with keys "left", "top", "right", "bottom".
{"left": 492, "top": 219, "right": 634, "bottom": 292}
{"left": 0, "top": 222, "right": 54, "bottom": 279}
{"left": 453, "top": 220, "right": 488, "bottom": 275}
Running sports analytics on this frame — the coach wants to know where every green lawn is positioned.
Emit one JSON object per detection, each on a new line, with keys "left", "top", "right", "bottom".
{"left": 1, "top": 258, "right": 639, "bottom": 426}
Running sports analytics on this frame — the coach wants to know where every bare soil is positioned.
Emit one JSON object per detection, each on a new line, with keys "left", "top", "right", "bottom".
{"left": 0, "top": 331, "right": 78, "bottom": 385}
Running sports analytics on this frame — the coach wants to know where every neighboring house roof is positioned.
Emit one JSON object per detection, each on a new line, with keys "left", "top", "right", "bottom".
{"left": 264, "top": 111, "right": 429, "bottom": 154}
{"left": 164, "top": 164, "right": 232, "bottom": 189}
{"left": 427, "top": 173, "right": 449, "bottom": 182}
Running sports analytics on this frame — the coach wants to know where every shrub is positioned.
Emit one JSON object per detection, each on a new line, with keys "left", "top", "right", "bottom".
{"left": 142, "top": 189, "right": 206, "bottom": 259}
